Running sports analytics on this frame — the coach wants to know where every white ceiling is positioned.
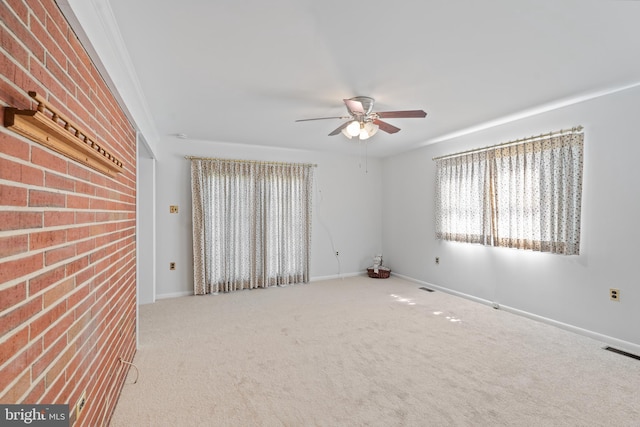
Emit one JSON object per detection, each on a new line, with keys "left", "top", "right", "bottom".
{"left": 74, "top": 0, "right": 640, "bottom": 157}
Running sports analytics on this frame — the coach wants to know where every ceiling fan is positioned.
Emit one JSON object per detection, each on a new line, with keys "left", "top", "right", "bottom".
{"left": 296, "top": 96, "right": 427, "bottom": 140}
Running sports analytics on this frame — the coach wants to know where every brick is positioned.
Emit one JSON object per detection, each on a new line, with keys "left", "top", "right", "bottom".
{"left": 0, "top": 157, "right": 44, "bottom": 186}
{"left": 44, "top": 211, "right": 74, "bottom": 227}
{"left": 43, "top": 277, "right": 73, "bottom": 308}
{"left": 0, "top": 282, "right": 26, "bottom": 312}
{"left": 0, "top": 369, "right": 31, "bottom": 403}
{"left": 29, "top": 189, "right": 65, "bottom": 207}
{"left": 42, "top": 18, "right": 68, "bottom": 75}
{"left": 2, "top": 0, "right": 29, "bottom": 24}
{"left": 74, "top": 180, "right": 95, "bottom": 196}
{"left": 0, "top": 183, "right": 27, "bottom": 206}
{"left": 90, "top": 173, "right": 106, "bottom": 188}
{"left": 1, "top": 0, "right": 137, "bottom": 415}
{"left": 67, "top": 283, "right": 91, "bottom": 312}
{"left": 46, "top": 2, "right": 71, "bottom": 44}
{"left": 74, "top": 239, "right": 95, "bottom": 258}
{"left": 0, "top": 338, "right": 41, "bottom": 385}
{"left": 66, "top": 194, "right": 90, "bottom": 209}
{"left": 68, "top": 33, "right": 92, "bottom": 75}
{"left": 46, "top": 52, "right": 74, "bottom": 96}
{"left": 74, "top": 265, "right": 95, "bottom": 287}
{"left": 0, "top": 24, "right": 29, "bottom": 69}
{"left": 44, "top": 244, "right": 75, "bottom": 266}
{"left": 0, "top": 327, "right": 29, "bottom": 365}
{"left": 31, "top": 146, "right": 67, "bottom": 174}
{"left": 65, "top": 256, "right": 88, "bottom": 277}
{"left": 22, "top": 377, "right": 45, "bottom": 404}
{"left": 65, "top": 89, "right": 91, "bottom": 125}
{"left": 28, "top": 265, "right": 65, "bottom": 295}
{"left": 45, "top": 171, "right": 75, "bottom": 191}
{"left": 28, "top": 57, "right": 66, "bottom": 102}
{"left": 41, "top": 370, "right": 66, "bottom": 405}
{"left": 27, "top": 1, "right": 46, "bottom": 30}
{"left": 3, "top": 8, "right": 45, "bottom": 64}
{"left": 30, "top": 300, "right": 67, "bottom": 339}
{"left": 0, "top": 297, "right": 42, "bottom": 337}
{"left": 29, "top": 229, "right": 66, "bottom": 250}
{"left": 0, "top": 132, "right": 30, "bottom": 160}
{"left": 32, "top": 334, "right": 66, "bottom": 379}
{"left": 66, "top": 225, "right": 91, "bottom": 242}
{"left": 67, "top": 162, "right": 92, "bottom": 181}
{"left": 0, "top": 211, "right": 43, "bottom": 232}
{"left": 43, "top": 310, "right": 74, "bottom": 349}
{"left": 0, "top": 253, "right": 43, "bottom": 284}
{"left": 72, "top": 295, "right": 94, "bottom": 327}
{"left": 74, "top": 212, "right": 95, "bottom": 224}
{"left": 9, "top": 65, "right": 46, "bottom": 107}
{"left": 44, "top": 343, "right": 75, "bottom": 387}
{"left": 0, "top": 234, "right": 28, "bottom": 258}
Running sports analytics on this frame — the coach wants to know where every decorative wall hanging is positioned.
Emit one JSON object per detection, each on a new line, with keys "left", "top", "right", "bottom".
{"left": 4, "top": 91, "right": 123, "bottom": 176}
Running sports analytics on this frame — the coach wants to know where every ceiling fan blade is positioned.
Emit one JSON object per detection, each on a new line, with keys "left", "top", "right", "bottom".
{"left": 328, "top": 121, "right": 351, "bottom": 136}
{"left": 373, "top": 119, "right": 401, "bottom": 134}
{"left": 295, "top": 116, "right": 349, "bottom": 122}
{"left": 343, "top": 98, "right": 365, "bottom": 115}
{"left": 376, "top": 110, "right": 427, "bottom": 119}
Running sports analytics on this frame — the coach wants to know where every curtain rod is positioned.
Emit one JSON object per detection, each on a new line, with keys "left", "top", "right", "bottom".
{"left": 432, "top": 126, "right": 583, "bottom": 161}
{"left": 185, "top": 156, "right": 317, "bottom": 167}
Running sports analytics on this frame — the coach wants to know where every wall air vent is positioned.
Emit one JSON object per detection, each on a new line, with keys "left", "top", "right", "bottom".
{"left": 603, "top": 346, "right": 640, "bottom": 361}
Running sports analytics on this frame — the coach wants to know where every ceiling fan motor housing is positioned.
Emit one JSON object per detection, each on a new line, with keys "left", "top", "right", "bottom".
{"left": 346, "top": 96, "right": 375, "bottom": 118}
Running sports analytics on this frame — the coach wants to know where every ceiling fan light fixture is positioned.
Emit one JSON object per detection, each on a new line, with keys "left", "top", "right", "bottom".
{"left": 364, "top": 122, "right": 379, "bottom": 137}
{"left": 341, "top": 128, "right": 353, "bottom": 139}
{"left": 358, "top": 122, "right": 379, "bottom": 140}
{"left": 346, "top": 120, "right": 361, "bottom": 137}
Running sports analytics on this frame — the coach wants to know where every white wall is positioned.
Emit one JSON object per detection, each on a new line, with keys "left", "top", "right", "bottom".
{"left": 137, "top": 153, "right": 156, "bottom": 304}
{"left": 154, "top": 138, "right": 383, "bottom": 298}
{"left": 382, "top": 86, "right": 640, "bottom": 349}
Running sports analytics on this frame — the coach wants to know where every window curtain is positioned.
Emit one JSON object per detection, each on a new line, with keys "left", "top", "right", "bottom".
{"left": 435, "top": 151, "right": 492, "bottom": 245}
{"left": 191, "top": 159, "right": 313, "bottom": 295}
{"left": 435, "top": 131, "right": 584, "bottom": 255}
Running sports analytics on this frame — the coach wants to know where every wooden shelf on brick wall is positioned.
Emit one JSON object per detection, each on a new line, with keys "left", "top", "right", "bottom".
{"left": 4, "top": 91, "right": 124, "bottom": 177}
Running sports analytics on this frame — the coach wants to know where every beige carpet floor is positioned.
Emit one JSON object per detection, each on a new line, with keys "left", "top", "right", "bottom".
{"left": 110, "top": 276, "right": 639, "bottom": 426}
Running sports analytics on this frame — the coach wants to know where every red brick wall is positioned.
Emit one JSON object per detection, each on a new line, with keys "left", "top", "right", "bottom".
{"left": 0, "top": 1, "right": 137, "bottom": 425}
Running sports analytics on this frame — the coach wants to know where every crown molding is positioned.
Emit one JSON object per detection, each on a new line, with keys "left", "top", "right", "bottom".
{"left": 418, "top": 81, "right": 640, "bottom": 148}
{"left": 57, "top": 0, "right": 159, "bottom": 159}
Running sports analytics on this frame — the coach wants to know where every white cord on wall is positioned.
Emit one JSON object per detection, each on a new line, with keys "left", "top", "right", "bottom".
{"left": 314, "top": 170, "right": 341, "bottom": 277}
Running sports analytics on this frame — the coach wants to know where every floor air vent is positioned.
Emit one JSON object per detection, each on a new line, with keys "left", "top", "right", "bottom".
{"left": 419, "top": 287, "right": 434, "bottom": 292}
{"left": 603, "top": 346, "right": 640, "bottom": 361}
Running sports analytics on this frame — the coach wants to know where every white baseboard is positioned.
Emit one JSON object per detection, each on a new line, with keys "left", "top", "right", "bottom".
{"left": 393, "top": 272, "right": 640, "bottom": 356}
{"left": 393, "top": 272, "right": 495, "bottom": 307}
{"left": 156, "top": 290, "right": 193, "bottom": 300}
{"left": 310, "top": 272, "right": 365, "bottom": 282}
{"left": 154, "top": 274, "right": 366, "bottom": 298}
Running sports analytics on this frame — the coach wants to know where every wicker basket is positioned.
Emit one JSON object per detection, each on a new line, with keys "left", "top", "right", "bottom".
{"left": 367, "top": 266, "right": 391, "bottom": 279}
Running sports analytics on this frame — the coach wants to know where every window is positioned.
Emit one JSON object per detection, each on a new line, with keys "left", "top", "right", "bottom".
{"left": 435, "top": 129, "right": 584, "bottom": 255}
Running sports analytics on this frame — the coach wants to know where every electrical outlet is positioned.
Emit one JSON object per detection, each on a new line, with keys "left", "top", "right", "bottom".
{"left": 76, "top": 390, "right": 87, "bottom": 419}
{"left": 335, "top": 251, "right": 339, "bottom": 256}
{"left": 170, "top": 262, "right": 176, "bottom": 270}
{"left": 435, "top": 257, "right": 440, "bottom": 265}
{"left": 610, "top": 288, "right": 620, "bottom": 301}
{"left": 170, "top": 205, "right": 178, "bottom": 213}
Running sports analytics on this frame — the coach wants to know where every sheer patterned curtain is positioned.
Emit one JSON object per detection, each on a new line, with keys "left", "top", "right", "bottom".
{"left": 191, "top": 159, "right": 313, "bottom": 295}
{"left": 435, "top": 151, "right": 492, "bottom": 245}
{"left": 435, "top": 129, "right": 584, "bottom": 255}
